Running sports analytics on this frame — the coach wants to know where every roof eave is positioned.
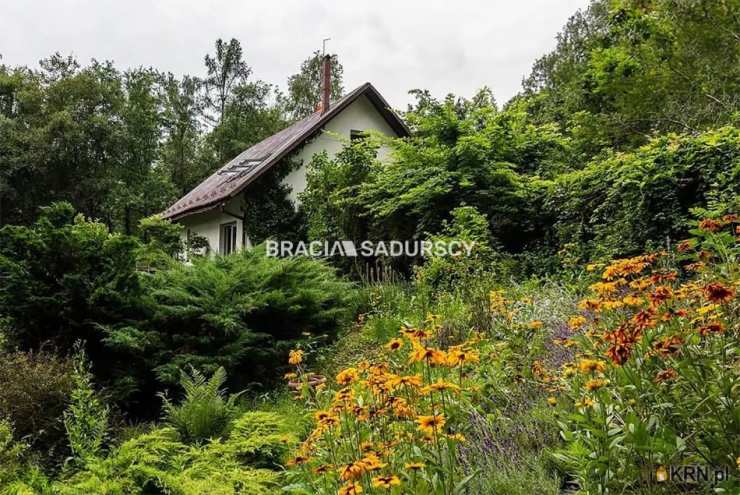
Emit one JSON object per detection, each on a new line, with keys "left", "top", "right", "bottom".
{"left": 163, "top": 83, "right": 409, "bottom": 221}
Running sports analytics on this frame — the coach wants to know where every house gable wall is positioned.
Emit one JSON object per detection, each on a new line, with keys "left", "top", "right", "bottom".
{"left": 179, "top": 93, "right": 398, "bottom": 255}
{"left": 282, "top": 94, "right": 397, "bottom": 204}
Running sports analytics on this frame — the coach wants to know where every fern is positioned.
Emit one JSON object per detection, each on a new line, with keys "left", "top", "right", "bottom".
{"left": 160, "top": 366, "right": 242, "bottom": 444}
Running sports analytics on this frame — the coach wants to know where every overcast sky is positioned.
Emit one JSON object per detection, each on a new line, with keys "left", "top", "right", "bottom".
{"left": 1, "top": 0, "right": 588, "bottom": 109}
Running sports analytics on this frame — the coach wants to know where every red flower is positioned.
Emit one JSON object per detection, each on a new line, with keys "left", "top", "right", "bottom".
{"left": 652, "top": 335, "right": 683, "bottom": 357}
{"left": 604, "top": 323, "right": 640, "bottom": 365}
{"left": 655, "top": 368, "right": 678, "bottom": 383}
{"left": 698, "top": 219, "right": 722, "bottom": 232}
{"left": 703, "top": 283, "right": 735, "bottom": 304}
{"left": 699, "top": 321, "right": 725, "bottom": 336}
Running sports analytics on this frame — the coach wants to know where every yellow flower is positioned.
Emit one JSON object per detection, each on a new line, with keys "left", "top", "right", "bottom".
{"left": 339, "top": 461, "right": 368, "bottom": 481}
{"left": 547, "top": 397, "right": 557, "bottom": 407}
{"left": 578, "top": 298, "right": 601, "bottom": 312}
{"left": 528, "top": 320, "right": 544, "bottom": 330}
{"left": 590, "top": 281, "right": 619, "bottom": 296}
{"left": 314, "top": 410, "right": 334, "bottom": 422}
{"left": 422, "top": 379, "right": 461, "bottom": 395}
{"left": 562, "top": 364, "right": 576, "bottom": 378}
{"left": 568, "top": 315, "right": 587, "bottom": 330}
{"left": 602, "top": 300, "right": 625, "bottom": 311}
{"left": 446, "top": 433, "right": 466, "bottom": 442}
{"left": 283, "top": 372, "right": 297, "bottom": 380}
{"left": 404, "top": 462, "right": 425, "bottom": 471}
{"left": 388, "top": 374, "right": 423, "bottom": 388}
{"left": 446, "top": 348, "right": 480, "bottom": 366}
{"left": 287, "top": 455, "right": 309, "bottom": 466}
{"left": 336, "top": 368, "right": 359, "bottom": 385}
{"left": 386, "top": 338, "right": 403, "bottom": 351}
{"left": 697, "top": 304, "right": 719, "bottom": 315}
{"left": 585, "top": 378, "right": 609, "bottom": 391}
{"left": 416, "top": 414, "right": 445, "bottom": 434}
{"left": 578, "top": 358, "right": 606, "bottom": 374}
{"left": 409, "top": 345, "right": 447, "bottom": 365}
{"left": 575, "top": 397, "right": 594, "bottom": 408}
{"left": 334, "top": 387, "right": 354, "bottom": 403}
{"left": 622, "top": 295, "right": 644, "bottom": 306}
{"left": 371, "top": 475, "right": 401, "bottom": 489}
{"left": 288, "top": 349, "right": 304, "bottom": 365}
{"left": 338, "top": 481, "right": 363, "bottom": 495}
{"left": 362, "top": 453, "right": 386, "bottom": 471}
{"left": 313, "top": 464, "right": 332, "bottom": 474}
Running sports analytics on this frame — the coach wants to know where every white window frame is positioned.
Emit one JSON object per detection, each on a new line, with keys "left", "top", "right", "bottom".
{"left": 219, "top": 221, "right": 238, "bottom": 255}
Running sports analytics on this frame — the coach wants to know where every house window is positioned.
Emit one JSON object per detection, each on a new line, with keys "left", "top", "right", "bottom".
{"left": 219, "top": 222, "right": 238, "bottom": 255}
{"left": 350, "top": 129, "right": 367, "bottom": 141}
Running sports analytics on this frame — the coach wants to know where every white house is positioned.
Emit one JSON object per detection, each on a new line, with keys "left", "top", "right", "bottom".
{"left": 161, "top": 56, "right": 408, "bottom": 254}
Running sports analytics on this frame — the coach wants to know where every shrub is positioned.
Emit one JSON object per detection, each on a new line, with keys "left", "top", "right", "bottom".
{"left": 120, "top": 247, "right": 356, "bottom": 389}
{"left": 63, "top": 350, "right": 110, "bottom": 463}
{"left": 0, "top": 202, "right": 144, "bottom": 353}
{"left": 160, "top": 367, "right": 241, "bottom": 444}
{"left": 0, "top": 202, "right": 150, "bottom": 405}
{"left": 414, "top": 205, "right": 503, "bottom": 295}
{"left": 547, "top": 127, "right": 740, "bottom": 261}
{"left": 54, "top": 410, "right": 298, "bottom": 495}
{"left": 0, "top": 420, "right": 51, "bottom": 495}
{"left": 208, "top": 411, "right": 297, "bottom": 468}
{"left": 0, "top": 349, "right": 75, "bottom": 460}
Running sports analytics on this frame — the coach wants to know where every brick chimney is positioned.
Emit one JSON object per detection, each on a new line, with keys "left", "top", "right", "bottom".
{"left": 320, "top": 54, "right": 331, "bottom": 113}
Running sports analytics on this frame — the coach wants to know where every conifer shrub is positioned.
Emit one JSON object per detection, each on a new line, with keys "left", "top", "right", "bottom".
{"left": 130, "top": 247, "right": 356, "bottom": 390}
{"left": 54, "top": 411, "right": 297, "bottom": 494}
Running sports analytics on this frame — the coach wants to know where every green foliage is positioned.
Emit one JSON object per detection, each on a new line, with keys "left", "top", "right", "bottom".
{"left": 135, "top": 215, "right": 184, "bottom": 270}
{"left": 0, "top": 202, "right": 144, "bottom": 353}
{"left": 303, "top": 97, "right": 739, "bottom": 273}
{"left": 0, "top": 420, "right": 51, "bottom": 495}
{"left": 0, "top": 349, "right": 75, "bottom": 463}
{"left": 63, "top": 349, "right": 110, "bottom": 463}
{"left": 220, "top": 411, "right": 297, "bottom": 468}
{"left": 547, "top": 127, "right": 740, "bottom": 261}
{"left": 284, "top": 51, "right": 344, "bottom": 120}
{"left": 122, "top": 248, "right": 355, "bottom": 389}
{"left": 242, "top": 157, "right": 305, "bottom": 244}
{"left": 137, "top": 215, "right": 183, "bottom": 257}
{"left": 0, "top": 56, "right": 174, "bottom": 231}
{"left": 54, "top": 410, "right": 297, "bottom": 495}
{"left": 300, "top": 137, "right": 382, "bottom": 274}
{"left": 414, "top": 205, "right": 503, "bottom": 294}
{"left": 160, "top": 367, "right": 241, "bottom": 444}
{"left": 523, "top": 0, "right": 740, "bottom": 153}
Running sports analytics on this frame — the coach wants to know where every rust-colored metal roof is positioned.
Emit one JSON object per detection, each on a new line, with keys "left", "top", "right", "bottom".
{"left": 162, "top": 82, "right": 408, "bottom": 220}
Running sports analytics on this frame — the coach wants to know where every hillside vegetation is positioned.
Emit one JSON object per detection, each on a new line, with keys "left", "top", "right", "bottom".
{"left": 0, "top": 0, "right": 738, "bottom": 494}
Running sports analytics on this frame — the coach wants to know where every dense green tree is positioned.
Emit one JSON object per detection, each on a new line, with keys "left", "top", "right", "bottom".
{"left": 202, "top": 38, "right": 252, "bottom": 127}
{"left": 205, "top": 79, "right": 286, "bottom": 164}
{"left": 284, "top": 51, "right": 344, "bottom": 120}
{"left": 522, "top": 0, "right": 740, "bottom": 154}
{"left": 0, "top": 202, "right": 145, "bottom": 398}
{"left": 199, "top": 38, "right": 287, "bottom": 165}
{"left": 160, "top": 74, "right": 204, "bottom": 196}
{"left": 0, "top": 56, "right": 173, "bottom": 231}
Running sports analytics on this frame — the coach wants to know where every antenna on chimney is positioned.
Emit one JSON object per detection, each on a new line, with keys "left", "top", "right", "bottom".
{"left": 320, "top": 38, "right": 332, "bottom": 114}
{"left": 322, "top": 37, "right": 331, "bottom": 56}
